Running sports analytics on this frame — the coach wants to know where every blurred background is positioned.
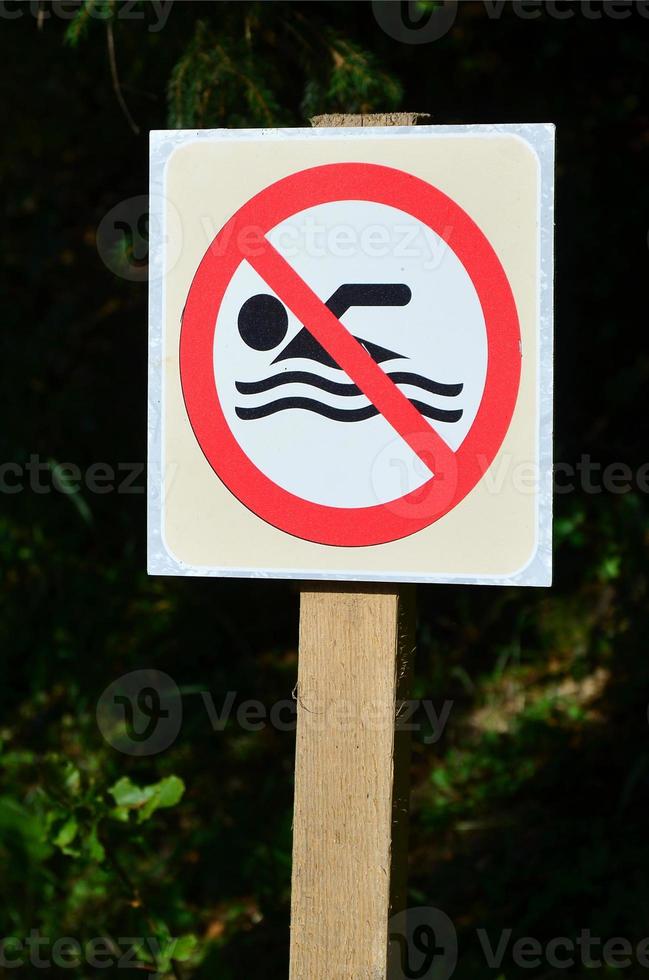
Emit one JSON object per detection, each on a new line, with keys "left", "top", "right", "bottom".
{"left": 2, "top": 1, "right": 649, "bottom": 976}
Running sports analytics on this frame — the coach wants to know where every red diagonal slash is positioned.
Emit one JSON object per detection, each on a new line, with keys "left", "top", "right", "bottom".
{"left": 247, "top": 239, "right": 454, "bottom": 478}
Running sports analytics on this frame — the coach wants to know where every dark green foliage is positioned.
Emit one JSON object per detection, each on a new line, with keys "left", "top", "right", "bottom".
{"left": 166, "top": 5, "right": 402, "bottom": 128}
{"left": 168, "top": 17, "right": 283, "bottom": 128}
{"left": 64, "top": 0, "right": 114, "bottom": 48}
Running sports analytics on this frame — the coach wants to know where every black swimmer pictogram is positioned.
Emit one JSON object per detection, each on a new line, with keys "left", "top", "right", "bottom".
{"left": 235, "top": 284, "right": 463, "bottom": 423}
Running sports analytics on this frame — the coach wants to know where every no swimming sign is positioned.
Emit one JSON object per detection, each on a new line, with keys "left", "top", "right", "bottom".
{"left": 148, "top": 125, "right": 553, "bottom": 585}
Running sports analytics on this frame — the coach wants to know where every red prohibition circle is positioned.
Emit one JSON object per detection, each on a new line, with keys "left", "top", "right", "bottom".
{"left": 180, "top": 163, "right": 521, "bottom": 547}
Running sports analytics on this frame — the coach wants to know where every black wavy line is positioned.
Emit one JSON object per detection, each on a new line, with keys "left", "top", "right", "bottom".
{"left": 411, "top": 400, "right": 463, "bottom": 422}
{"left": 389, "top": 373, "right": 463, "bottom": 397}
{"left": 236, "top": 372, "right": 463, "bottom": 398}
{"left": 237, "top": 372, "right": 356, "bottom": 396}
{"left": 235, "top": 398, "right": 463, "bottom": 423}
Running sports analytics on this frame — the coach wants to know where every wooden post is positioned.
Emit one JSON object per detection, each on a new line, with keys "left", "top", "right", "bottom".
{"left": 291, "top": 585, "right": 415, "bottom": 980}
{"left": 289, "top": 112, "right": 428, "bottom": 980}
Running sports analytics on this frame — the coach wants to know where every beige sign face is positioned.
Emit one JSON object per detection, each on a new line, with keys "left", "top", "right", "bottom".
{"left": 148, "top": 125, "right": 553, "bottom": 585}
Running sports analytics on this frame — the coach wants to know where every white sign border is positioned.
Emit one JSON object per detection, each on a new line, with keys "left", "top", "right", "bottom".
{"left": 148, "top": 123, "right": 554, "bottom": 586}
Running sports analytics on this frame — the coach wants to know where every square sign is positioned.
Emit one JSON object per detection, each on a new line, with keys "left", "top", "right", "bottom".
{"left": 148, "top": 124, "right": 553, "bottom": 586}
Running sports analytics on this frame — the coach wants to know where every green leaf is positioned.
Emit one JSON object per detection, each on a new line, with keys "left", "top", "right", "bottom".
{"left": 598, "top": 554, "right": 621, "bottom": 581}
{"left": 109, "top": 805, "right": 130, "bottom": 823}
{"left": 108, "top": 776, "right": 152, "bottom": 808}
{"left": 108, "top": 776, "right": 185, "bottom": 823}
{"left": 84, "top": 825, "right": 106, "bottom": 862}
{"left": 139, "top": 776, "right": 185, "bottom": 821}
{"left": 0, "top": 796, "right": 53, "bottom": 862}
{"left": 53, "top": 816, "right": 78, "bottom": 852}
{"left": 170, "top": 934, "right": 199, "bottom": 963}
{"left": 64, "top": 0, "right": 113, "bottom": 47}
